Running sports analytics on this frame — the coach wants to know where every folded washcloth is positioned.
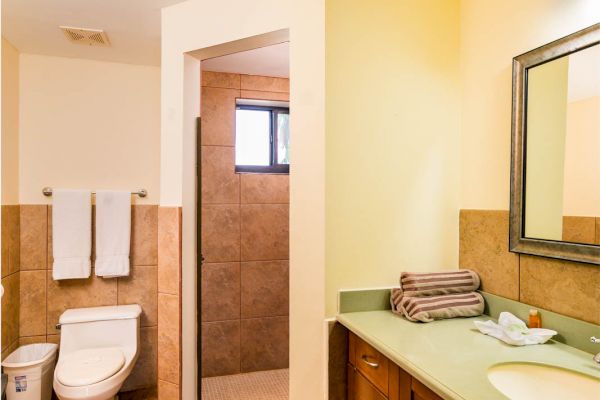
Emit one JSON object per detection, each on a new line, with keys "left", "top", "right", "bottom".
{"left": 391, "top": 291, "right": 484, "bottom": 322}
{"left": 95, "top": 190, "right": 131, "bottom": 278}
{"left": 474, "top": 312, "right": 557, "bottom": 345}
{"left": 52, "top": 189, "right": 92, "bottom": 280}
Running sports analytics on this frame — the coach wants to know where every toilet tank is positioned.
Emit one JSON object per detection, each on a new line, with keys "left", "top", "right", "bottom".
{"left": 58, "top": 304, "right": 142, "bottom": 356}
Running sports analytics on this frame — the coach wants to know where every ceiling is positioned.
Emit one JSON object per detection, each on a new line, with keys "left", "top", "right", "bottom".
{"left": 1, "top": 0, "right": 186, "bottom": 66}
{"left": 202, "top": 42, "right": 289, "bottom": 78}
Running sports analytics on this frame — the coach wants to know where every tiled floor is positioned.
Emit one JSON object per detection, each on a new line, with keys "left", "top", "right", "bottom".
{"left": 201, "top": 369, "right": 289, "bottom": 400}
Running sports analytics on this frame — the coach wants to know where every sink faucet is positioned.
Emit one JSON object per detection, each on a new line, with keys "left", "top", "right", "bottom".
{"left": 591, "top": 337, "right": 600, "bottom": 363}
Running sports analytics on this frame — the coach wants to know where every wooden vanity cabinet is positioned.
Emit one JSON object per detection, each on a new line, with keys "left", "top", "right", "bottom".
{"left": 348, "top": 332, "right": 443, "bottom": 400}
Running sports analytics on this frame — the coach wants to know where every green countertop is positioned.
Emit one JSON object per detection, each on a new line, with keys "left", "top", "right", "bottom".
{"left": 337, "top": 310, "right": 600, "bottom": 400}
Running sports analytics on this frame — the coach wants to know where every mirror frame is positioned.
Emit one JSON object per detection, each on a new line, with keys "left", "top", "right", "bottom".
{"left": 510, "top": 23, "right": 600, "bottom": 264}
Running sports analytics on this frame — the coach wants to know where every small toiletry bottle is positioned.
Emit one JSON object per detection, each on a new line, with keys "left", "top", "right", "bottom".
{"left": 528, "top": 309, "right": 541, "bottom": 328}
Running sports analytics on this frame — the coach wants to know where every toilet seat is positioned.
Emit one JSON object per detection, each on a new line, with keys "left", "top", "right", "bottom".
{"left": 56, "top": 347, "right": 125, "bottom": 387}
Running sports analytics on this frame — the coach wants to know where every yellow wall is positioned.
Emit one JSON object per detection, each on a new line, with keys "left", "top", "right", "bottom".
{"left": 325, "top": 0, "right": 461, "bottom": 316}
{"left": 161, "top": 1, "right": 326, "bottom": 399}
{"left": 19, "top": 54, "right": 161, "bottom": 204}
{"left": 459, "top": 0, "right": 600, "bottom": 210}
{"left": 524, "top": 57, "right": 568, "bottom": 240}
{"left": 563, "top": 96, "right": 600, "bottom": 216}
{"left": 2, "top": 38, "right": 19, "bottom": 205}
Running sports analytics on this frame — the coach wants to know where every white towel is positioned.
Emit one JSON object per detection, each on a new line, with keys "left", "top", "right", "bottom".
{"left": 52, "top": 189, "right": 92, "bottom": 280}
{"left": 95, "top": 191, "right": 131, "bottom": 278}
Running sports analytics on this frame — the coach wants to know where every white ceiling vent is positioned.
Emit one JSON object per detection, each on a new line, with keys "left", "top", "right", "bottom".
{"left": 59, "top": 26, "right": 110, "bottom": 47}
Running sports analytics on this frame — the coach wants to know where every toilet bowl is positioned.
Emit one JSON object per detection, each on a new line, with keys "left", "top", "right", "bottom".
{"left": 53, "top": 304, "right": 142, "bottom": 400}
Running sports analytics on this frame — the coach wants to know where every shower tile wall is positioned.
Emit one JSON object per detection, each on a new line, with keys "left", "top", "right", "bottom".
{"left": 1, "top": 204, "right": 166, "bottom": 395}
{"left": 201, "top": 71, "right": 290, "bottom": 377}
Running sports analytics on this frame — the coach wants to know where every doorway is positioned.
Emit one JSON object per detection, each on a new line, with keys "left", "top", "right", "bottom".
{"left": 198, "top": 42, "right": 290, "bottom": 400}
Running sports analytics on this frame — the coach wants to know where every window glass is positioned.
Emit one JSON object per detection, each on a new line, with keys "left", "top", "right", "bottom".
{"left": 277, "top": 112, "right": 290, "bottom": 164}
{"left": 235, "top": 109, "right": 271, "bottom": 166}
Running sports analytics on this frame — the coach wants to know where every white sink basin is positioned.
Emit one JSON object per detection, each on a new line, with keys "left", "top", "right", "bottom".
{"left": 488, "top": 362, "right": 600, "bottom": 400}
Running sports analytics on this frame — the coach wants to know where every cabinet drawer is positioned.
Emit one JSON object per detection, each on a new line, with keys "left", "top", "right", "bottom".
{"left": 353, "top": 333, "right": 389, "bottom": 395}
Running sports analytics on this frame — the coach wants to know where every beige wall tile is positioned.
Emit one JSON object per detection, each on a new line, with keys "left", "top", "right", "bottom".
{"left": 2, "top": 205, "right": 20, "bottom": 277}
{"left": 459, "top": 210, "right": 519, "bottom": 300}
{"left": 240, "top": 90, "right": 289, "bottom": 101}
{"left": 241, "top": 174, "right": 289, "bottom": 204}
{"left": 158, "top": 380, "right": 179, "bottom": 400}
{"left": 562, "top": 216, "right": 595, "bottom": 245}
{"left": 158, "top": 293, "right": 180, "bottom": 384}
{"left": 241, "top": 316, "right": 288, "bottom": 372}
{"left": 201, "top": 262, "right": 240, "bottom": 322}
{"left": 201, "top": 205, "right": 240, "bottom": 263}
{"left": 122, "top": 326, "right": 158, "bottom": 391}
{"left": 241, "top": 261, "right": 289, "bottom": 318}
{"left": 240, "top": 75, "right": 289, "bottom": 93}
{"left": 20, "top": 270, "right": 46, "bottom": 336}
{"left": 1, "top": 339, "right": 18, "bottom": 361}
{"left": 201, "top": 145, "right": 239, "bottom": 204}
{"left": 47, "top": 272, "right": 117, "bottom": 334}
{"left": 118, "top": 265, "right": 158, "bottom": 327}
{"left": 20, "top": 205, "right": 47, "bottom": 270}
{"left": 202, "top": 71, "right": 240, "bottom": 89}
{"left": 19, "top": 335, "right": 47, "bottom": 346}
{"left": 131, "top": 205, "right": 158, "bottom": 266}
{"left": 201, "top": 87, "right": 239, "bottom": 146}
{"left": 158, "top": 207, "right": 181, "bottom": 295}
{"left": 46, "top": 333, "right": 60, "bottom": 344}
{"left": 241, "top": 204, "right": 289, "bottom": 261}
{"left": 1, "top": 272, "right": 20, "bottom": 352}
{"left": 520, "top": 255, "right": 600, "bottom": 324}
{"left": 201, "top": 320, "right": 240, "bottom": 377}
{"left": 1, "top": 207, "right": 9, "bottom": 277}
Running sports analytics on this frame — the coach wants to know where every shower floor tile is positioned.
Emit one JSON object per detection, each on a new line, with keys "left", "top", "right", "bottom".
{"left": 201, "top": 369, "right": 288, "bottom": 400}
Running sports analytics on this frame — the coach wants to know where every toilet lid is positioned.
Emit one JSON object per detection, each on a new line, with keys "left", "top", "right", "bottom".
{"left": 56, "top": 347, "right": 125, "bottom": 387}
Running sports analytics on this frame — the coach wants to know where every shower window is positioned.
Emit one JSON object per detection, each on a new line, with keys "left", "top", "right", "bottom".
{"left": 235, "top": 103, "right": 290, "bottom": 174}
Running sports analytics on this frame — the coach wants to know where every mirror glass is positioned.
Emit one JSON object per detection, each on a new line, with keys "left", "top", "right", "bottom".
{"left": 524, "top": 43, "right": 600, "bottom": 244}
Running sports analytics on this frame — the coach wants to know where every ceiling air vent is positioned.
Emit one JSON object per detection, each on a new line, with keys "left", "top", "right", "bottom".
{"left": 59, "top": 26, "right": 110, "bottom": 47}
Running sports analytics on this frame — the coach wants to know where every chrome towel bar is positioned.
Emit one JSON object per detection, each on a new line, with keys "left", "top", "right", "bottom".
{"left": 42, "top": 187, "right": 147, "bottom": 198}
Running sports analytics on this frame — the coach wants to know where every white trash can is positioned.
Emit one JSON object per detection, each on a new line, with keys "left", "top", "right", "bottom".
{"left": 1, "top": 344, "right": 58, "bottom": 400}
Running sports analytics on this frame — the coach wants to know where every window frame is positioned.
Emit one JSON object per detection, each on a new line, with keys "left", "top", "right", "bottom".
{"left": 234, "top": 104, "right": 290, "bottom": 174}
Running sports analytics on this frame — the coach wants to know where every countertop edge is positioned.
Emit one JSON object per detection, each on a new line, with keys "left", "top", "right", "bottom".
{"left": 337, "top": 313, "right": 465, "bottom": 400}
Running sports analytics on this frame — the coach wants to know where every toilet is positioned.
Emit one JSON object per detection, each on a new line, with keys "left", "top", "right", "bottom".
{"left": 53, "top": 304, "right": 142, "bottom": 400}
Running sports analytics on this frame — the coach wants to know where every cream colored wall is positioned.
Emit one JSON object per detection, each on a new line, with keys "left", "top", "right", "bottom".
{"left": 2, "top": 38, "right": 20, "bottom": 205}
{"left": 19, "top": 54, "right": 160, "bottom": 204}
{"left": 523, "top": 57, "right": 568, "bottom": 240}
{"left": 563, "top": 96, "right": 600, "bottom": 216}
{"left": 161, "top": 1, "right": 325, "bottom": 399}
{"left": 325, "top": 0, "right": 461, "bottom": 316}
{"left": 459, "top": 0, "right": 600, "bottom": 210}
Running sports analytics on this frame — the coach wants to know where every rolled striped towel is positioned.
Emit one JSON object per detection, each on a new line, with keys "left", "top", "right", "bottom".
{"left": 391, "top": 291, "right": 484, "bottom": 322}
{"left": 391, "top": 270, "right": 480, "bottom": 302}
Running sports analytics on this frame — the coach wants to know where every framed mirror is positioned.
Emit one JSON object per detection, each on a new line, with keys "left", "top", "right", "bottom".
{"left": 510, "top": 23, "right": 600, "bottom": 264}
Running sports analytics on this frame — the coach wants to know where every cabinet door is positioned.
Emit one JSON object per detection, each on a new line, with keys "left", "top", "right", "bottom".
{"left": 411, "top": 378, "right": 443, "bottom": 400}
{"left": 352, "top": 368, "right": 387, "bottom": 400}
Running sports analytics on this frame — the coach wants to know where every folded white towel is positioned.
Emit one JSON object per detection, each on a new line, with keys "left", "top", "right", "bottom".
{"left": 474, "top": 312, "right": 557, "bottom": 346}
{"left": 52, "top": 189, "right": 92, "bottom": 280}
{"left": 95, "top": 191, "right": 131, "bottom": 278}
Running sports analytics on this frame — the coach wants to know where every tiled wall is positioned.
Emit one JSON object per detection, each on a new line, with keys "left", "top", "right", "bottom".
{"left": 459, "top": 210, "right": 600, "bottom": 325}
{"left": 1, "top": 205, "right": 20, "bottom": 361}
{"left": 157, "top": 207, "right": 182, "bottom": 399}
{"left": 2, "top": 204, "right": 161, "bottom": 395}
{"left": 200, "top": 71, "right": 290, "bottom": 377}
